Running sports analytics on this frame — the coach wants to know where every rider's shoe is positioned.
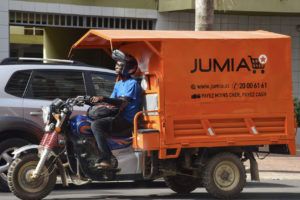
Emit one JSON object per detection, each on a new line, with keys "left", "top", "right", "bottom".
{"left": 94, "top": 161, "right": 113, "bottom": 168}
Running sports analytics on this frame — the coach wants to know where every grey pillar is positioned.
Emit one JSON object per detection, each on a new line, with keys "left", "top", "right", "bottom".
{"left": 0, "top": 0, "right": 9, "bottom": 61}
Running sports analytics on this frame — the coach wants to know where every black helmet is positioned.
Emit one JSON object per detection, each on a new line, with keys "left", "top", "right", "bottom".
{"left": 112, "top": 49, "right": 137, "bottom": 76}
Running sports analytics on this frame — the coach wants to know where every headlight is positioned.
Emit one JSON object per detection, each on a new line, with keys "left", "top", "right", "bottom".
{"left": 42, "top": 106, "right": 51, "bottom": 124}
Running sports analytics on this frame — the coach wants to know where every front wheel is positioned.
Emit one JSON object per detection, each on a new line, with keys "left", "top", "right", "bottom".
{"left": 202, "top": 152, "right": 246, "bottom": 199}
{"left": 7, "top": 153, "right": 57, "bottom": 200}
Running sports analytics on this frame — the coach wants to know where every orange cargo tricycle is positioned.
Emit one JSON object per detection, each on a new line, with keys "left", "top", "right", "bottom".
{"left": 8, "top": 30, "right": 295, "bottom": 200}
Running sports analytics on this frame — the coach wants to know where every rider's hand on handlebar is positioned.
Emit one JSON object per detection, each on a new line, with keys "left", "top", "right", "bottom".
{"left": 90, "top": 96, "right": 103, "bottom": 104}
{"left": 76, "top": 101, "right": 85, "bottom": 107}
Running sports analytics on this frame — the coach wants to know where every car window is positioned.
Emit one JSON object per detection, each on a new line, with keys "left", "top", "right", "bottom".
{"left": 28, "top": 70, "right": 86, "bottom": 100}
{"left": 5, "top": 70, "right": 32, "bottom": 97}
{"left": 91, "top": 73, "right": 116, "bottom": 97}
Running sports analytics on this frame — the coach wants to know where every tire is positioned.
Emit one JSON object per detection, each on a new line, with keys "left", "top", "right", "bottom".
{"left": 0, "top": 138, "right": 29, "bottom": 192}
{"left": 202, "top": 152, "right": 246, "bottom": 199}
{"left": 7, "top": 153, "right": 57, "bottom": 200}
{"left": 164, "top": 175, "right": 199, "bottom": 194}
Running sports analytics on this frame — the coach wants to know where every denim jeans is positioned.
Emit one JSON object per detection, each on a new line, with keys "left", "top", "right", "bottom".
{"left": 91, "top": 116, "right": 132, "bottom": 163}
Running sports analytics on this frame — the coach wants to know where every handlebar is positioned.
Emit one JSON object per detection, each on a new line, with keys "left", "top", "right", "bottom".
{"left": 66, "top": 96, "right": 91, "bottom": 107}
{"left": 51, "top": 96, "right": 91, "bottom": 111}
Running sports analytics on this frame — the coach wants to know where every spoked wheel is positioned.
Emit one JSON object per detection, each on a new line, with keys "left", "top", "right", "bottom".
{"left": 7, "top": 153, "right": 57, "bottom": 200}
{"left": 203, "top": 152, "right": 246, "bottom": 199}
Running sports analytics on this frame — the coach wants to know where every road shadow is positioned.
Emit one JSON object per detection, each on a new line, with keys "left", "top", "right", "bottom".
{"left": 47, "top": 194, "right": 212, "bottom": 200}
{"left": 54, "top": 180, "right": 295, "bottom": 191}
{"left": 47, "top": 181, "right": 300, "bottom": 200}
{"left": 46, "top": 192, "right": 300, "bottom": 200}
{"left": 237, "top": 192, "right": 300, "bottom": 200}
{"left": 54, "top": 180, "right": 168, "bottom": 190}
{"left": 245, "top": 181, "right": 296, "bottom": 188}
{"left": 259, "top": 170, "right": 300, "bottom": 174}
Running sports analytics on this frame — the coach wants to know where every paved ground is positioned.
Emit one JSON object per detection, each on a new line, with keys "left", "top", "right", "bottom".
{"left": 246, "top": 146, "right": 300, "bottom": 180}
{"left": 2, "top": 147, "right": 300, "bottom": 200}
{"left": 2, "top": 180, "right": 300, "bottom": 200}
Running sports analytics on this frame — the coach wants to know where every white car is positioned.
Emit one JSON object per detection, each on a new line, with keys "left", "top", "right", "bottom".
{"left": 0, "top": 57, "right": 116, "bottom": 191}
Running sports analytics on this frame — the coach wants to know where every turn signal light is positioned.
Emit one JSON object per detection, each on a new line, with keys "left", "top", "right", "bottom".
{"left": 54, "top": 114, "right": 60, "bottom": 120}
{"left": 55, "top": 127, "right": 61, "bottom": 132}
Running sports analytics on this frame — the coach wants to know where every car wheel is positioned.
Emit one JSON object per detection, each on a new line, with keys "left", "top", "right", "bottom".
{"left": 0, "top": 138, "right": 29, "bottom": 192}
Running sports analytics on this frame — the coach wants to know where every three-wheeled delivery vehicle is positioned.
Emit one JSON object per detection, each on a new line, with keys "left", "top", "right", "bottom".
{"left": 8, "top": 30, "right": 296, "bottom": 200}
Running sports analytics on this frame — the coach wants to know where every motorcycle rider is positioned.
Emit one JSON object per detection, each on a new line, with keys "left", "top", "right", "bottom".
{"left": 90, "top": 50, "right": 141, "bottom": 168}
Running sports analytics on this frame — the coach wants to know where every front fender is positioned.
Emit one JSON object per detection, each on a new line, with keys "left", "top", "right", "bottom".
{"left": 12, "top": 144, "right": 40, "bottom": 159}
{"left": 12, "top": 144, "right": 69, "bottom": 187}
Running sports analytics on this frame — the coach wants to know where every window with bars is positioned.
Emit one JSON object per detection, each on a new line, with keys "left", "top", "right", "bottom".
{"left": 9, "top": 11, "right": 156, "bottom": 30}
{"left": 24, "top": 26, "right": 44, "bottom": 36}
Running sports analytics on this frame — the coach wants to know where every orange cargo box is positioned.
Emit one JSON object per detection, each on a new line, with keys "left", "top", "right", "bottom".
{"left": 71, "top": 30, "right": 296, "bottom": 158}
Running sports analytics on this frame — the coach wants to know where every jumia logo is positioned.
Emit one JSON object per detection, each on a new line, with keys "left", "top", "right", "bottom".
{"left": 190, "top": 55, "right": 267, "bottom": 74}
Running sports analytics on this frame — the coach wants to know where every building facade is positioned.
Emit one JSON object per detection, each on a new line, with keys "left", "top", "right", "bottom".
{"left": 1, "top": 0, "right": 300, "bottom": 98}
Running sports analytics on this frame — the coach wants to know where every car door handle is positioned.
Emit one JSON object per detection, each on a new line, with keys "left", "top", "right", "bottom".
{"left": 30, "top": 112, "right": 42, "bottom": 116}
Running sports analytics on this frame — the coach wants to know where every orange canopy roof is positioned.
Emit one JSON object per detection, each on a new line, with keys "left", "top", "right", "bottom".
{"left": 70, "top": 29, "right": 288, "bottom": 51}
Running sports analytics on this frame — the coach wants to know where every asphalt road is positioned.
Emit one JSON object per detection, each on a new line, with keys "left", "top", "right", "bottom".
{"left": 2, "top": 179, "right": 300, "bottom": 200}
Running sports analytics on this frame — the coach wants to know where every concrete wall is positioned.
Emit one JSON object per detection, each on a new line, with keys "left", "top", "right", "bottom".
{"left": 0, "top": 0, "right": 9, "bottom": 61}
{"left": 7, "top": 0, "right": 158, "bottom": 61}
{"left": 17, "top": 0, "right": 157, "bottom": 10}
{"left": 44, "top": 28, "right": 87, "bottom": 60}
{"left": 214, "top": 0, "right": 300, "bottom": 14}
{"left": 10, "top": 26, "right": 43, "bottom": 45}
{"left": 159, "top": 0, "right": 300, "bottom": 13}
{"left": 8, "top": 0, "right": 158, "bottom": 17}
{"left": 156, "top": 12, "right": 195, "bottom": 30}
{"left": 297, "top": 129, "right": 300, "bottom": 146}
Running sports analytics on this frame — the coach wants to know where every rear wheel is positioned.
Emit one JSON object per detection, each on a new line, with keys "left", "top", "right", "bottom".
{"left": 202, "top": 152, "right": 246, "bottom": 199}
{"left": 0, "top": 138, "right": 29, "bottom": 192}
{"left": 164, "top": 174, "right": 199, "bottom": 194}
{"left": 7, "top": 153, "right": 57, "bottom": 200}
